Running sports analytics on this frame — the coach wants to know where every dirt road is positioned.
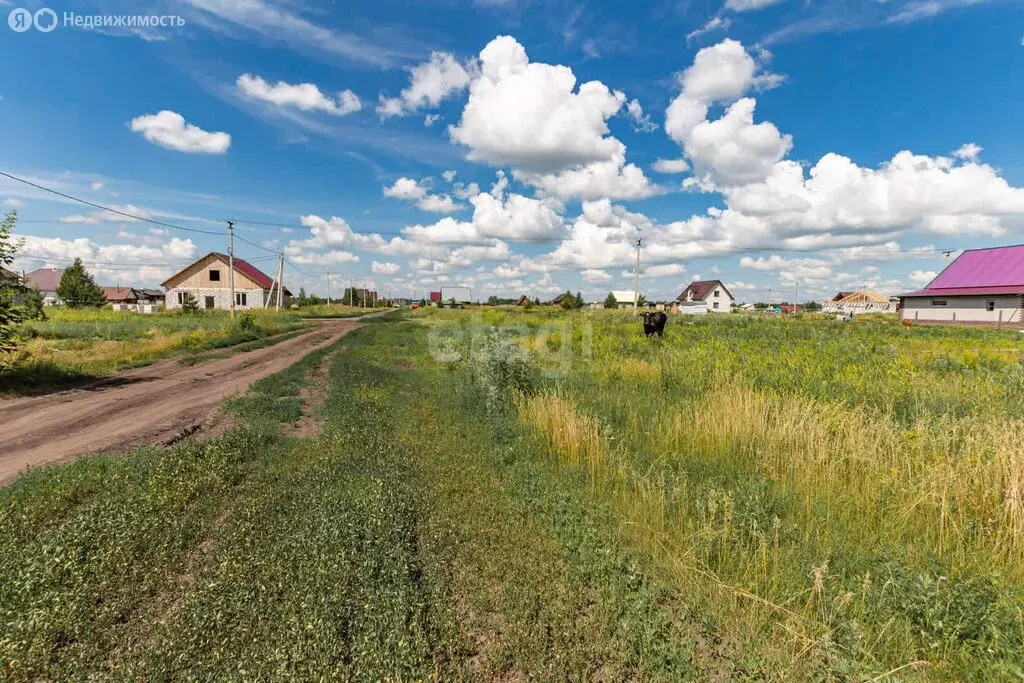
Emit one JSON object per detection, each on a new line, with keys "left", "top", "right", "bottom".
{"left": 0, "top": 317, "right": 373, "bottom": 484}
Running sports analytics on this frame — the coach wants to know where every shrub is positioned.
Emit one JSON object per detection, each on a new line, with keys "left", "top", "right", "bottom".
{"left": 179, "top": 292, "right": 199, "bottom": 314}
{"left": 470, "top": 331, "right": 536, "bottom": 411}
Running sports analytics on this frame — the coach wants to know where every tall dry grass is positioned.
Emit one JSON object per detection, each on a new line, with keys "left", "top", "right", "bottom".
{"left": 517, "top": 381, "right": 1024, "bottom": 676}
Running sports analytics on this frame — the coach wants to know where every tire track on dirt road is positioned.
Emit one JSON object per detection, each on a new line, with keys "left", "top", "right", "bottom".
{"left": 0, "top": 315, "right": 384, "bottom": 484}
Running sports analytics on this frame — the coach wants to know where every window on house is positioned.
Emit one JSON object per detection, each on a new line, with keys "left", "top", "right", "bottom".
{"left": 986, "top": 300, "right": 995, "bottom": 312}
{"left": 209, "top": 269, "right": 221, "bottom": 282}
{"left": 714, "top": 290, "right": 720, "bottom": 297}
{"left": 177, "top": 292, "right": 187, "bottom": 305}
{"left": 235, "top": 292, "right": 247, "bottom": 306}
{"left": 713, "top": 302, "right": 720, "bottom": 309}
{"left": 931, "top": 299, "right": 947, "bottom": 306}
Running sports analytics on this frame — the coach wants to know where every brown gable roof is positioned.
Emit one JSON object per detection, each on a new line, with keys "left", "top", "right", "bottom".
{"left": 25, "top": 267, "right": 64, "bottom": 292}
{"left": 103, "top": 287, "right": 139, "bottom": 302}
{"left": 676, "top": 279, "right": 732, "bottom": 302}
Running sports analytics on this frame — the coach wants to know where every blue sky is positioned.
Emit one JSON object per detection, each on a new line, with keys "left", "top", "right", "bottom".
{"left": 1, "top": 0, "right": 1022, "bottom": 302}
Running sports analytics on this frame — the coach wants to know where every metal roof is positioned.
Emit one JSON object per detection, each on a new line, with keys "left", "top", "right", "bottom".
{"left": 900, "top": 286, "right": 1024, "bottom": 297}
{"left": 900, "top": 245, "right": 1024, "bottom": 298}
{"left": 162, "top": 253, "right": 291, "bottom": 295}
{"left": 25, "top": 267, "right": 64, "bottom": 292}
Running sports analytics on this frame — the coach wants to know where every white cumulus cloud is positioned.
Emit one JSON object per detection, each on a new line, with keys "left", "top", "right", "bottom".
{"left": 383, "top": 177, "right": 461, "bottom": 213}
{"left": 237, "top": 73, "right": 361, "bottom": 115}
{"left": 377, "top": 51, "right": 472, "bottom": 118}
{"left": 129, "top": 110, "right": 231, "bottom": 154}
{"left": 652, "top": 158, "right": 690, "bottom": 174}
{"left": 372, "top": 261, "right": 401, "bottom": 275}
{"left": 665, "top": 39, "right": 789, "bottom": 189}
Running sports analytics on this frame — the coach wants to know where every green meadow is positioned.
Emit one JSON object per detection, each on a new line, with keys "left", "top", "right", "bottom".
{"left": 1, "top": 309, "right": 1022, "bottom": 680}
{"left": 0, "top": 307, "right": 309, "bottom": 394}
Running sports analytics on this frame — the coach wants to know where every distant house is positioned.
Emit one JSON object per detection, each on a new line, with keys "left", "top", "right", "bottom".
{"left": 675, "top": 280, "right": 733, "bottom": 314}
{"left": 780, "top": 304, "right": 803, "bottom": 315}
{"left": 344, "top": 287, "right": 377, "bottom": 306}
{"left": 24, "top": 267, "right": 64, "bottom": 306}
{"left": 823, "top": 290, "right": 896, "bottom": 315}
{"left": 162, "top": 252, "right": 291, "bottom": 311}
{"left": 610, "top": 290, "right": 640, "bottom": 307}
{"left": 429, "top": 291, "right": 442, "bottom": 305}
{"left": 516, "top": 295, "right": 529, "bottom": 306}
{"left": 103, "top": 287, "right": 142, "bottom": 305}
{"left": 139, "top": 288, "right": 166, "bottom": 306}
{"left": 549, "top": 292, "right": 567, "bottom": 306}
{"left": 105, "top": 287, "right": 165, "bottom": 313}
{"left": 899, "top": 245, "right": 1024, "bottom": 327}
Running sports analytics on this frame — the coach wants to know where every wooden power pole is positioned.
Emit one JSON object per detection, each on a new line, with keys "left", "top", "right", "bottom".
{"left": 227, "top": 221, "right": 235, "bottom": 319}
{"left": 633, "top": 238, "right": 641, "bottom": 315}
{"left": 276, "top": 254, "right": 284, "bottom": 311}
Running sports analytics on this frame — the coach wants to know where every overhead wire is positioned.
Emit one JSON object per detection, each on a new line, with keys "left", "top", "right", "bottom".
{"left": 0, "top": 171, "right": 225, "bottom": 237}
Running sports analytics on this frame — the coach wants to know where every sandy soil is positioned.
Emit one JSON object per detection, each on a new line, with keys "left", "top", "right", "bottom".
{"left": 0, "top": 317, "right": 373, "bottom": 484}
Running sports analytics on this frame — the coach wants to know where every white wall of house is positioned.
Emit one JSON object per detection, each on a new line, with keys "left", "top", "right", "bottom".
{"left": 165, "top": 287, "right": 271, "bottom": 311}
{"left": 677, "top": 301, "right": 708, "bottom": 315}
{"left": 706, "top": 285, "right": 732, "bottom": 313}
{"left": 900, "top": 295, "right": 1023, "bottom": 325}
{"left": 680, "top": 284, "right": 732, "bottom": 312}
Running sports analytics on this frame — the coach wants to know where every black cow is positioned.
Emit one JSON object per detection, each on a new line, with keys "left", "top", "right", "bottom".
{"left": 641, "top": 311, "right": 667, "bottom": 337}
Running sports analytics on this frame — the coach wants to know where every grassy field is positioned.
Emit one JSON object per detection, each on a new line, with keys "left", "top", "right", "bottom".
{"left": 0, "top": 308, "right": 310, "bottom": 394}
{"left": 1, "top": 309, "right": 1022, "bottom": 679}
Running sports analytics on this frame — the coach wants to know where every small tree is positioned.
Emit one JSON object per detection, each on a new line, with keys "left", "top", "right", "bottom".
{"left": 21, "top": 288, "right": 45, "bottom": 321}
{"left": 533, "top": 297, "right": 540, "bottom": 306}
{"left": 1, "top": 211, "right": 25, "bottom": 356}
{"left": 180, "top": 291, "right": 199, "bottom": 314}
{"left": 637, "top": 294, "right": 647, "bottom": 308}
{"left": 57, "top": 258, "right": 106, "bottom": 307}
{"left": 574, "top": 291, "right": 584, "bottom": 309}
{"left": 604, "top": 292, "right": 618, "bottom": 309}
{"left": 559, "top": 290, "right": 575, "bottom": 310}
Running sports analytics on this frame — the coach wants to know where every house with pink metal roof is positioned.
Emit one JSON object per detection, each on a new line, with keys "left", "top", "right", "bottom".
{"left": 161, "top": 252, "right": 291, "bottom": 311}
{"left": 899, "top": 245, "right": 1024, "bottom": 327}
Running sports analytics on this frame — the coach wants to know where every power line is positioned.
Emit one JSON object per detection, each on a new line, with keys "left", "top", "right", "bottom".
{"left": 0, "top": 171, "right": 224, "bottom": 237}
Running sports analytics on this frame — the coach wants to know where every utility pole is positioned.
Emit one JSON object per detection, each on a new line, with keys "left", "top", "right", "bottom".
{"left": 227, "top": 221, "right": 235, "bottom": 319}
{"left": 276, "top": 253, "right": 284, "bottom": 312}
{"left": 795, "top": 282, "right": 799, "bottom": 313}
{"left": 326, "top": 273, "right": 331, "bottom": 306}
{"left": 633, "top": 238, "right": 641, "bottom": 315}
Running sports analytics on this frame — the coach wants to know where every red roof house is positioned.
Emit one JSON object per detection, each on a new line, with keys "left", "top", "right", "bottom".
{"left": 161, "top": 252, "right": 291, "bottom": 311}
{"left": 676, "top": 279, "right": 734, "bottom": 313}
{"left": 899, "top": 244, "right": 1024, "bottom": 327}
